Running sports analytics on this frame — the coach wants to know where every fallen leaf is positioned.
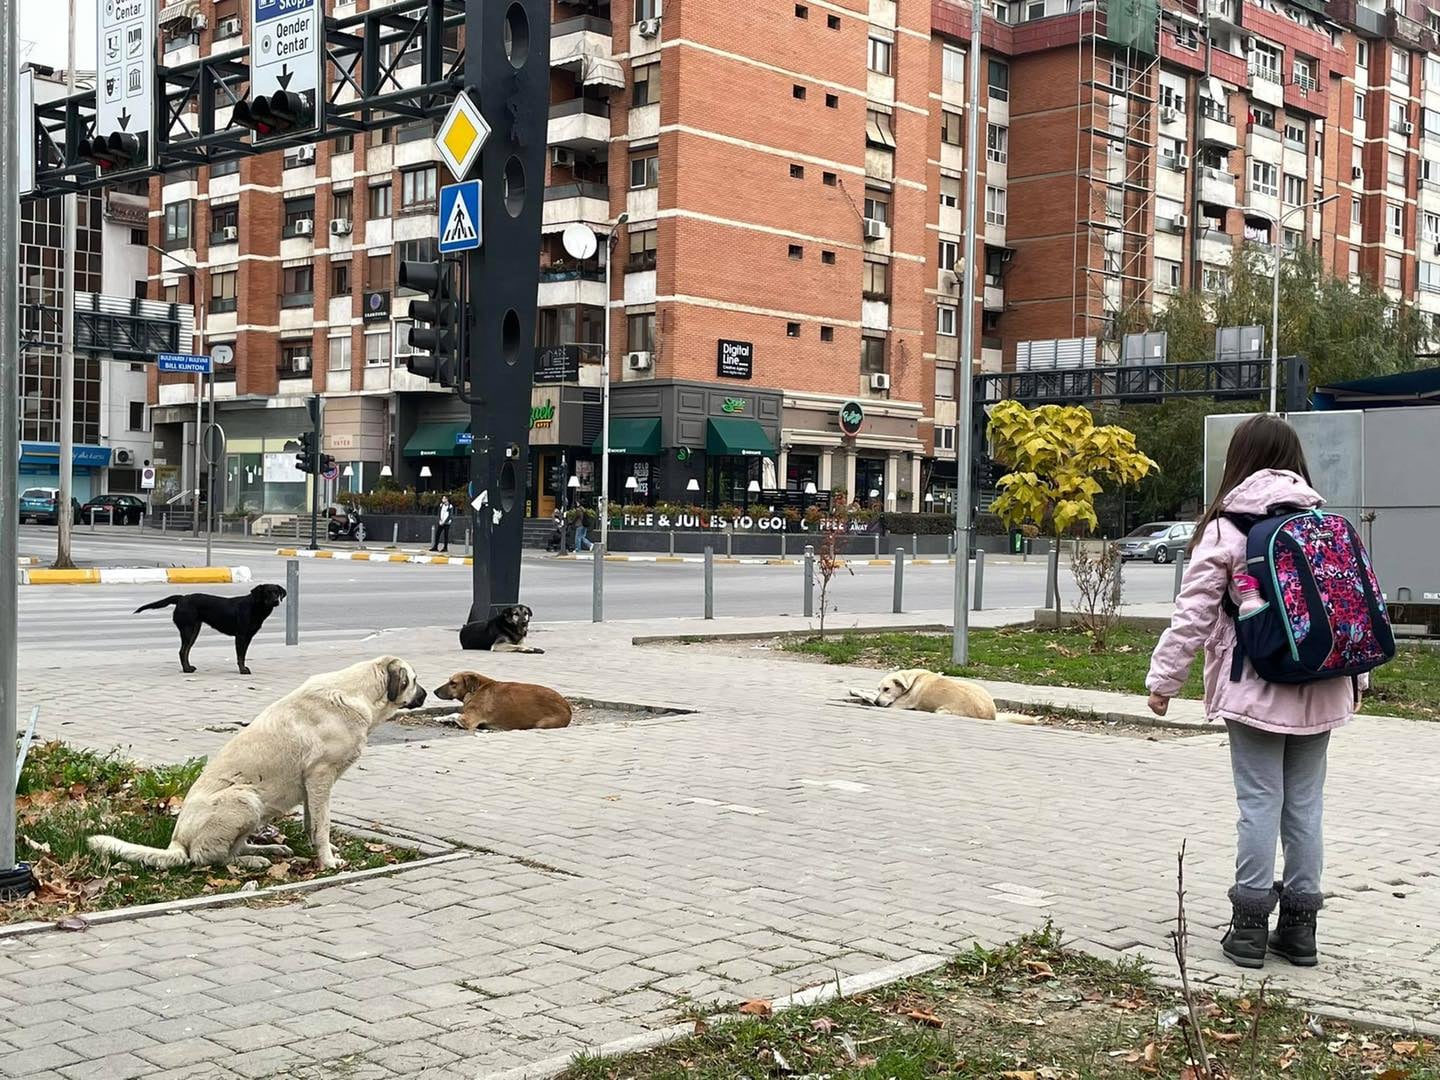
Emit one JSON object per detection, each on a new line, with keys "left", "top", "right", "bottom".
{"left": 1000, "top": 1072, "right": 1037, "bottom": 1080}
{"left": 692, "top": 1017, "right": 708, "bottom": 1035}
{"left": 1143, "top": 1042, "right": 1159, "bottom": 1065}
{"left": 67, "top": 782, "right": 87, "bottom": 799}
{"left": 53, "top": 917, "right": 88, "bottom": 932}
{"left": 907, "top": 1009, "right": 944, "bottom": 1028}
{"left": 771, "top": 1047, "right": 794, "bottom": 1072}
{"left": 738, "top": 999, "right": 772, "bottom": 1016}
{"left": 364, "top": 842, "right": 388, "bottom": 853}
{"left": 1394, "top": 1042, "right": 1421, "bottom": 1056}
{"left": 836, "top": 1033, "right": 857, "bottom": 1062}
{"left": 1377, "top": 1070, "right": 1410, "bottom": 1080}
{"left": 78, "top": 877, "right": 111, "bottom": 899}
{"left": 266, "top": 862, "right": 291, "bottom": 879}
{"left": 1024, "top": 960, "right": 1056, "bottom": 978}
{"left": 810, "top": 1017, "right": 836, "bottom": 1033}
{"left": 1206, "top": 1029, "right": 1245, "bottom": 1044}
{"left": 205, "top": 877, "right": 240, "bottom": 888}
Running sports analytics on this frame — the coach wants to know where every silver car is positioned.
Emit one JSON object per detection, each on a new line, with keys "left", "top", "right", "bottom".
{"left": 1118, "top": 521, "right": 1195, "bottom": 564}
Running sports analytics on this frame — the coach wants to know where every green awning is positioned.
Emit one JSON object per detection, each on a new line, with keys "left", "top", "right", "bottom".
{"left": 592, "top": 417, "right": 661, "bottom": 455}
{"left": 403, "top": 421, "right": 470, "bottom": 457}
{"left": 706, "top": 417, "right": 775, "bottom": 456}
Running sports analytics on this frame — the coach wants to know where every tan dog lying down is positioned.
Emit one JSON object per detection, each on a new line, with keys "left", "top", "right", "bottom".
{"left": 433, "top": 671, "right": 573, "bottom": 731}
{"left": 852, "top": 668, "right": 999, "bottom": 719}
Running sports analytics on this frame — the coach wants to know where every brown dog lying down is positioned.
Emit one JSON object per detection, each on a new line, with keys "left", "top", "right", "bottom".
{"left": 433, "top": 671, "right": 573, "bottom": 731}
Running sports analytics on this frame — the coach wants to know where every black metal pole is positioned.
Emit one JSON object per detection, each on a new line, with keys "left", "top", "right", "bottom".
{"left": 309, "top": 394, "right": 321, "bottom": 551}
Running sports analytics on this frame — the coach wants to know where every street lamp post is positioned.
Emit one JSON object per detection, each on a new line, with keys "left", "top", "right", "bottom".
{"left": 599, "top": 212, "right": 630, "bottom": 552}
{"left": 148, "top": 245, "right": 207, "bottom": 535}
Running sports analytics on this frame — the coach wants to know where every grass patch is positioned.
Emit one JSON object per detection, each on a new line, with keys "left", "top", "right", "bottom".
{"left": 5, "top": 741, "right": 419, "bottom": 925}
{"left": 558, "top": 925, "right": 1440, "bottom": 1080}
{"left": 786, "top": 626, "right": 1440, "bottom": 722}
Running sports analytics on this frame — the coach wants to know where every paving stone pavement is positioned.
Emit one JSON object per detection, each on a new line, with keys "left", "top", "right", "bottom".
{"left": 3, "top": 608, "right": 1438, "bottom": 1079}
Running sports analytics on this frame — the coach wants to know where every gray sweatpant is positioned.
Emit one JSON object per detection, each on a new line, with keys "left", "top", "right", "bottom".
{"left": 1227, "top": 721, "right": 1330, "bottom": 898}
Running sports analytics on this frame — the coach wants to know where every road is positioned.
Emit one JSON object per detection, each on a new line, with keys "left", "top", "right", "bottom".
{"left": 15, "top": 525, "right": 1182, "bottom": 657}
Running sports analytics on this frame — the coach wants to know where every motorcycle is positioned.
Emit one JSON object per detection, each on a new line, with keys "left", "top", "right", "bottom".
{"left": 327, "top": 505, "right": 367, "bottom": 543}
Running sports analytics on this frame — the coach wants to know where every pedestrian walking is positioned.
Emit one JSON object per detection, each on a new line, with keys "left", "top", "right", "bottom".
{"left": 573, "top": 505, "right": 594, "bottom": 552}
{"left": 431, "top": 496, "right": 454, "bottom": 553}
{"left": 1146, "top": 414, "right": 1392, "bottom": 971}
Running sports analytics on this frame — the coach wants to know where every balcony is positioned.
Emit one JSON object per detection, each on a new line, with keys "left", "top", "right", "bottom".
{"left": 984, "top": 283, "right": 1005, "bottom": 311}
{"left": 537, "top": 266, "right": 606, "bottom": 309}
{"left": 1196, "top": 102, "right": 1239, "bottom": 148}
{"left": 551, "top": 15, "right": 625, "bottom": 92}
{"left": 1199, "top": 166, "right": 1238, "bottom": 206}
{"left": 548, "top": 97, "right": 611, "bottom": 154}
{"left": 543, "top": 182, "right": 611, "bottom": 234}
{"left": 1200, "top": 228, "right": 1235, "bottom": 264}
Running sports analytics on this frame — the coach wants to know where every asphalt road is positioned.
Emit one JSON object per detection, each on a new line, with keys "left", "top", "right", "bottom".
{"left": 15, "top": 525, "right": 1181, "bottom": 658}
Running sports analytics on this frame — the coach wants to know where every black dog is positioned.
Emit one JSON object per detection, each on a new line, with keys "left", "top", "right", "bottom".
{"left": 135, "top": 584, "right": 287, "bottom": 675}
{"left": 459, "top": 604, "right": 543, "bottom": 653}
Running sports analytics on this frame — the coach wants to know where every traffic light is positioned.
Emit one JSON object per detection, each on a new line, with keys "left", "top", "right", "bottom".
{"left": 234, "top": 91, "right": 314, "bottom": 139}
{"left": 77, "top": 131, "right": 146, "bottom": 172}
{"left": 319, "top": 454, "right": 336, "bottom": 476}
{"left": 295, "top": 431, "right": 317, "bottom": 475}
{"left": 400, "top": 259, "right": 461, "bottom": 387}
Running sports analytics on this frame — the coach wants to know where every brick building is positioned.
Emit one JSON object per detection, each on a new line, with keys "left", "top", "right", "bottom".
{"left": 144, "top": 0, "right": 1440, "bottom": 516}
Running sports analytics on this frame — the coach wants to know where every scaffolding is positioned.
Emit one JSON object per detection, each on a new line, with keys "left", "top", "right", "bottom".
{"left": 1072, "top": 0, "right": 1161, "bottom": 356}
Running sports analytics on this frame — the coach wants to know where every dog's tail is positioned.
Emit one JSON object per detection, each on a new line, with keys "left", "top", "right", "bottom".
{"left": 133, "top": 595, "right": 182, "bottom": 615}
{"left": 86, "top": 834, "right": 189, "bottom": 867}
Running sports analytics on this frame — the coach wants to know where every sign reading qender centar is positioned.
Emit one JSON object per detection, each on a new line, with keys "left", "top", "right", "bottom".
{"left": 98, "top": 0, "right": 156, "bottom": 159}
{"left": 252, "top": 0, "right": 323, "bottom": 107}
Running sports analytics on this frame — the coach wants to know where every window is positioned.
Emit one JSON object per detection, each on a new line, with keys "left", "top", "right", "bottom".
{"left": 367, "top": 253, "right": 391, "bottom": 289}
{"left": 1250, "top": 41, "right": 1281, "bottom": 79}
{"left": 860, "top": 335, "right": 886, "bottom": 374}
{"left": 1385, "top": 253, "right": 1402, "bottom": 287}
{"left": 825, "top": 93, "right": 839, "bottom": 108}
{"left": 1160, "top": 83, "right": 1184, "bottom": 111}
{"left": 328, "top": 335, "right": 352, "bottom": 372}
{"left": 635, "top": 0, "right": 659, "bottom": 20}
{"left": 333, "top": 133, "right": 354, "bottom": 154}
{"left": 1389, "top": 202, "right": 1404, "bottom": 237}
{"left": 1202, "top": 265, "right": 1229, "bottom": 293}
{"left": 1250, "top": 104, "right": 1275, "bottom": 129}
{"left": 627, "top": 312, "right": 656, "bottom": 353}
{"left": 162, "top": 200, "right": 191, "bottom": 249}
{"left": 1027, "top": 0, "right": 1046, "bottom": 20}
{"left": 633, "top": 63, "right": 659, "bottom": 107}
{"left": 365, "top": 332, "right": 390, "bottom": 367}
{"left": 938, "top": 237, "right": 960, "bottom": 271}
{"left": 795, "top": 2, "right": 807, "bottom": 15}
{"left": 786, "top": 321, "right": 801, "bottom": 337}
{"left": 211, "top": 158, "right": 239, "bottom": 178}
{"left": 627, "top": 228, "right": 657, "bottom": 271}
{"left": 943, "top": 44, "right": 965, "bottom": 84}
{"left": 282, "top": 264, "right": 314, "bottom": 307}
{"left": 1425, "top": 211, "right": 1440, "bottom": 243}
{"left": 936, "top": 426, "right": 955, "bottom": 451}
{"left": 209, "top": 203, "right": 238, "bottom": 242}
{"left": 987, "top": 124, "right": 1008, "bottom": 163}
{"left": 1157, "top": 258, "right": 1182, "bottom": 290}
{"left": 820, "top": 325, "right": 835, "bottom": 342}
{"left": 283, "top": 196, "right": 315, "bottom": 238}
{"left": 935, "top": 366, "right": 955, "bottom": 399}
{"left": 937, "top": 305, "right": 957, "bottom": 336}
{"left": 368, "top": 183, "right": 392, "bottom": 219}
{"left": 1429, "top": 55, "right": 1440, "bottom": 86}
{"left": 279, "top": 343, "right": 312, "bottom": 377}
{"left": 988, "top": 59, "right": 1009, "bottom": 101}
{"left": 1348, "top": 248, "right": 1361, "bottom": 280}
{"left": 793, "top": 84, "right": 807, "bottom": 100}
{"left": 1422, "top": 262, "right": 1440, "bottom": 292}
{"left": 1389, "top": 150, "right": 1406, "bottom": 186}
{"left": 822, "top": 171, "right": 837, "bottom": 186}
{"left": 1293, "top": 56, "right": 1317, "bottom": 91}
{"left": 789, "top": 163, "right": 806, "bottom": 179}
{"left": 210, "top": 269, "right": 237, "bottom": 313}
{"left": 942, "top": 110, "right": 963, "bottom": 146}
{"left": 1283, "top": 227, "right": 1303, "bottom": 252}
{"left": 1391, "top": 100, "right": 1409, "bottom": 133}
{"left": 993, "top": 0, "right": 1013, "bottom": 21}
{"left": 940, "top": 176, "right": 960, "bottom": 209}
{"left": 400, "top": 167, "right": 437, "bottom": 210}
{"left": 1250, "top": 160, "right": 1278, "bottom": 197}
{"left": 1392, "top": 48, "right": 1411, "bottom": 84}
{"left": 863, "top": 190, "right": 890, "bottom": 224}
{"left": 332, "top": 190, "right": 353, "bottom": 223}
{"left": 629, "top": 153, "right": 660, "bottom": 189}
{"left": 1284, "top": 121, "right": 1307, "bottom": 148}
{"left": 1283, "top": 174, "right": 1306, "bottom": 205}
{"left": 1355, "top": 92, "right": 1366, "bottom": 121}
{"left": 821, "top": 250, "right": 837, "bottom": 264}
{"left": 1356, "top": 41, "right": 1369, "bottom": 68}
{"left": 788, "top": 243, "right": 803, "bottom": 260}
{"left": 866, "top": 109, "right": 896, "bottom": 149}
{"left": 862, "top": 259, "right": 889, "bottom": 299}
{"left": 827, "top": 13, "right": 840, "bottom": 28}
{"left": 1351, "top": 197, "right": 1362, "bottom": 225}
{"left": 867, "top": 37, "right": 892, "bottom": 75}
{"left": 985, "top": 185, "right": 1007, "bottom": 225}
{"left": 332, "top": 261, "right": 351, "bottom": 295}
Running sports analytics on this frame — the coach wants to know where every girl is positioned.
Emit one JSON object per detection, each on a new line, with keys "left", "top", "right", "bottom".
{"left": 1146, "top": 414, "right": 1360, "bottom": 970}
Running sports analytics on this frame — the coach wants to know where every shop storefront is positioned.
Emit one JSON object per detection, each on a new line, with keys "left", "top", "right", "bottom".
{"left": 780, "top": 391, "right": 925, "bottom": 511}
{"left": 528, "top": 383, "right": 600, "bottom": 517}
{"left": 18, "top": 443, "right": 112, "bottom": 502}
{"left": 153, "top": 401, "right": 313, "bottom": 515}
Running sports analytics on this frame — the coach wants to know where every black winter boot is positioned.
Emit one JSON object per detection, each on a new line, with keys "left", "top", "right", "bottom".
{"left": 1269, "top": 888, "right": 1322, "bottom": 967}
{"left": 1222, "top": 885, "right": 1279, "bottom": 969}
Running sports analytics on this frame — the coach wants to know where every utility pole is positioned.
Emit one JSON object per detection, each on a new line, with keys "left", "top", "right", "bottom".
{"left": 598, "top": 212, "right": 629, "bottom": 552}
{"left": 54, "top": 0, "right": 79, "bottom": 570}
{"left": 951, "top": 0, "right": 983, "bottom": 666}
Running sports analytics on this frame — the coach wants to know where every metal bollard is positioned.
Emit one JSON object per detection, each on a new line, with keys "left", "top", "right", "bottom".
{"left": 1172, "top": 551, "right": 1186, "bottom": 600}
{"left": 392, "top": 523, "right": 399, "bottom": 545}
{"left": 668, "top": 530, "right": 675, "bottom": 557}
{"left": 726, "top": 530, "right": 732, "bottom": 559}
{"left": 703, "top": 546, "right": 714, "bottom": 620}
{"left": 873, "top": 535, "right": 881, "bottom": 558}
{"left": 1111, "top": 551, "right": 1124, "bottom": 608}
{"left": 1045, "top": 547, "right": 1059, "bottom": 610}
{"left": 592, "top": 543, "right": 605, "bottom": 623}
{"left": 285, "top": 559, "right": 299, "bottom": 646}
{"left": 161, "top": 512, "right": 168, "bottom": 534}
{"left": 973, "top": 548, "right": 985, "bottom": 612}
{"left": 244, "top": 517, "right": 250, "bottom": 538}
{"left": 893, "top": 547, "right": 905, "bottom": 614}
{"left": 139, "top": 512, "right": 145, "bottom": 535}
{"left": 803, "top": 545, "right": 815, "bottom": 617}
{"left": 912, "top": 533, "right": 919, "bottom": 560}
{"left": 465, "top": 529, "right": 472, "bottom": 557}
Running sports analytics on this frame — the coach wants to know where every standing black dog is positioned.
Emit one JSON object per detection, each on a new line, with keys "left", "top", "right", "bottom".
{"left": 458, "top": 604, "right": 544, "bottom": 653}
{"left": 135, "top": 584, "right": 288, "bottom": 675}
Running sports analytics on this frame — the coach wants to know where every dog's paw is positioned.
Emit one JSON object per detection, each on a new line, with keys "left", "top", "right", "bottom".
{"left": 527, "top": 647, "right": 546, "bottom": 654}
{"left": 182, "top": 666, "right": 198, "bottom": 674}
{"left": 231, "top": 856, "right": 270, "bottom": 871}
{"left": 317, "top": 855, "right": 348, "bottom": 871}
{"left": 238, "top": 666, "right": 252, "bottom": 676}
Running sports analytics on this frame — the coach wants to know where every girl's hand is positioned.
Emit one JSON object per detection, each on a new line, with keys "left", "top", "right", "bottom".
{"left": 1148, "top": 693, "right": 1170, "bottom": 717}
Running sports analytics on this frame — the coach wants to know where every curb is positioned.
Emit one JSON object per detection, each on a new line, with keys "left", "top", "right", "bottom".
{"left": 276, "top": 548, "right": 474, "bottom": 566}
{"left": 19, "top": 566, "right": 252, "bottom": 587}
{"left": 555, "top": 553, "right": 958, "bottom": 566}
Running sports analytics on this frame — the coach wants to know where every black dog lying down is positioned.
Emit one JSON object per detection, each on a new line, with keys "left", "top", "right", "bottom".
{"left": 459, "top": 604, "right": 543, "bottom": 653}
{"left": 135, "top": 583, "right": 287, "bottom": 674}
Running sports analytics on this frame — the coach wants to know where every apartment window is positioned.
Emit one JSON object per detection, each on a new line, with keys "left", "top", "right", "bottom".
{"left": 863, "top": 191, "right": 890, "bottom": 224}
{"left": 1429, "top": 56, "right": 1440, "bottom": 86}
{"left": 938, "top": 237, "right": 960, "bottom": 271}
{"left": 282, "top": 265, "right": 314, "bottom": 307}
{"left": 789, "top": 163, "right": 806, "bottom": 179}
{"left": 795, "top": 2, "right": 807, "bottom": 15}
{"left": 867, "top": 37, "right": 893, "bottom": 75}
{"left": 400, "top": 167, "right": 437, "bottom": 210}
{"left": 825, "top": 93, "right": 839, "bottom": 108}
{"left": 279, "top": 343, "right": 312, "bottom": 377}
{"left": 1427, "top": 159, "right": 1440, "bottom": 185}
{"left": 331, "top": 191, "right": 354, "bottom": 226}
{"left": 329, "top": 261, "right": 350, "bottom": 296}
{"left": 1293, "top": 56, "right": 1317, "bottom": 91}
{"left": 633, "top": 63, "right": 659, "bottom": 107}
{"left": 1385, "top": 253, "right": 1402, "bottom": 287}
{"left": 1392, "top": 48, "right": 1411, "bottom": 84}
{"left": 822, "top": 171, "right": 838, "bottom": 186}
{"left": 369, "top": 127, "right": 392, "bottom": 148}
{"left": 1250, "top": 41, "right": 1281, "bottom": 78}
{"left": 1422, "top": 262, "right": 1440, "bottom": 292}
{"left": 1349, "top": 249, "right": 1361, "bottom": 280}
{"left": 1283, "top": 174, "right": 1306, "bottom": 205}
{"left": 1389, "top": 202, "right": 1404, "bottom": 237}
{"left": 820, "top": 325, "right": 835, "bottom": 342}
{"left": 367, "top": 253, "right": 391, "bottom": 290}
{"left": 365, "top": 331, "right": 390, "bottom": 367}
{"left": 862, "top": 259, "right": 889, "bottom": 299}
{"left": 987, "top": 124, "right": 1008, "bottom": 163}
{"left": 940, "top": 176, "right": 960, "bottom": 209}
{"left": 1251, "top": 104, "right": 1275, "bottom": 130}
{"left": 1202, "top": 266, "right": 1229, "bottom": 292}
{"left": 1250, "top": 160, "right": 1278, "bottom": 197}
{"left": 860, "top": 335, "right": 886, "bottom": 374}
{"left": 1354, "top": 92, "right": 1366, "bottom": 121}
{"left": 1356, "top": 41, "right": 1369, "bottom": 68}
{"left": 993, "top": 0, "right": 1013, "bottom": 21}
{"left": 209, "top": 157, "right": 239, "bottom": 178}
{"left": 827, "top": 13, "right": 840, "bottom": 28}
{"left": 866, "top": 109, "right": 897, "bottom": 149}
{"left": 163, "top": 283, "right": 180, "bottom": 304}
{"left": 786, "top": 321, "right": 801, "bottom": 337}
{"left": 283, "top": 196, "right": 315, "bottom": 238}
{"left": 988, "top": 59, "right": 1009, "bottom": 101}
{"left": 943, "top": 44, "right": 965, "bottom": 84}
{"left": 937, "top": 305, "right": 957, "bottom": 336}
{"left": 1426, "top": 107, "right": 1440, "bottom": 139}
{"left": 1389, "top": 150, "right": 1407, "bottom": 186}
{"left": 1283, "top": 227, "right": 1302, "bottom": 252}
{"left": 629, "top": 153, "right": 659, "bottom": 189}
{"left": 129, "top": 227, "right": 146, "bottom": 246}
{"left": 333, "top": 133, "right": 354, "bottom": 154}
{"left": 1157, "top": 258, "right": 1182, "bottom": 290}
{"left": 821, "top": 250, "right": 837, "bottom": 264}
{"left": 328, "top": 335, "right": 352, "bottom": 372}
{"left": 627, "top": 228, "right": 657, "bottom": 271}
{"left": 209, "top": 203, "right": 238, "bottom": 242}
{"left": 1028, "top": 0, "right": 1047, "bottom": 20}
{"left": 1160, "top": 83, "right": 1184, "bottom": 111}
{"left": 936, "top": 426, "right": 955, "bottom": 451}
{"left": 627, "top": 312, "right": 656, "bottom": 353}
{"left": 935, "top": 366, "right": 955, "bottom": 400}
{"left": 127, "top": 401, "right": 146, "bottom": 431}
{"left": 985, "top": 185, "right": 1007, "bottom": 225}
{"left": 1283, "top": 122, "right": 1307, "bottom": 149}
{"left": 793, "top": 84, "right": 807, "bottom": 100}
{"left": 1391, "top": 101, "right": 1409, "bottom": 133}
{"left": 210, "top": 270, "right": 237, "bottom": 314}
{"left": 942, "top": 110, "right": 963, "bottom": 146}
{"left": 1425, "top": 211, "right": 1440, "bottom": 243}
{"left": 635, "top": 0, "right": 659, "bottom": 20}
{"left": 788, "top": 243, "right": 804, "bottom": 260}
{"left": 368, "top": 183, "right": 392, "bottom": 219}
{"left": 162, "top": 200, "right": 191, "bottom": 249}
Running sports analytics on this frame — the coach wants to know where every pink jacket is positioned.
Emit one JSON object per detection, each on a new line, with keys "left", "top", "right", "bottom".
{"left": 1146, "top": 468, "right": 1359, "bottom": 736}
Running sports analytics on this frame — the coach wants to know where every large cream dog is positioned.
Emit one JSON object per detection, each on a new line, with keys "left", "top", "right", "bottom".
{"left": 867, "top": 669, "right": 998, "bottom": 719}
{"left": 88, "top": 656, "right": 427, "bottom": 871}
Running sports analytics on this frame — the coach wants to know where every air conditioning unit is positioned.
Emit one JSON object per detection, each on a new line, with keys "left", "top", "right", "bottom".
{"left": 1160, "top": 106, "right": 1178, "bottom": 123}
{"left": 627, "top": 351, "right": 653, "bottom": 370}
{"left": 293, "top": 355, "right": 312, "bottom": 373}
{"left": 114, "top": 448, "right": 134, "bottom": 466}
{"left": 551, "top": 147, "right": 575, "bottom": 168}
{"left": 296, "top": 146, "right": 316, "bottom": 164}
{"left": 294, "top": 219, "right": 315, "bottom": 236}
{"left": 869, "top": 373, "right": 892, "bottom": 391}
{"left": 330, "top": 218, "right": 353, "bottom": 236}
{"left": 1177, "top": 153, "right": 1190, "bottom": 168}
{"left": 1432, "top": 240, "right": 1440, "bottom": 255}
{"left": 637, "top": 17, "right": 661, "bottom": 36}
{"left": 220, "top": 225, "right": 238, "bottom": 242}
{"left": 863, "top": 218, "right": 888, "bottom": 241}
{"left": 1172, "top": 212, "right": 1189, "bottom": 229}
{"left": 1352, "top": 166, "right": 1364, "bottom": 179}
{"left": 218, "top": 16, "right": 240, "bottom": 36}
{"left": 1404, "top": 121, "right": 1416, "bottom": 135}
{"left": 192, "top": 12, "right": 207, "bottom": 28}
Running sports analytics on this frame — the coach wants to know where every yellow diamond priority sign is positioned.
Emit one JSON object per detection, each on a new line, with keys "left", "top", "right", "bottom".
{"left": 436, "top": 91, "right": 490, "bottom": 182}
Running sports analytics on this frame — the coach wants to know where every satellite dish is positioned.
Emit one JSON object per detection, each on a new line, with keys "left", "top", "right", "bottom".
{"left": 561, "top": 223, "right": 598, "bottom": 261}
{"left": 211, "top": 343, "right": 235, "bottom": 367}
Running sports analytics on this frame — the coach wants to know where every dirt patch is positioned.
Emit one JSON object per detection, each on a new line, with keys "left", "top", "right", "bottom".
{"left": 1026, "top": 711, "right": 1209, "bottom": 741}
{"left": 372, "top": 699, "right": 693, "bottom": 744}
{"left": 657, "top": 636, "right": 830, "bottom": 663}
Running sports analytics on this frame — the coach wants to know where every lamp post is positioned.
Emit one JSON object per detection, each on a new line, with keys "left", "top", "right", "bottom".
{"left": 417, "top": 464, "right": 432, "bottom": 514}
{"left": 566, "top": 473, "right": 581, "bottom": 555}
{"left": 599, "top": 212, "right": 630, "bottom": 551}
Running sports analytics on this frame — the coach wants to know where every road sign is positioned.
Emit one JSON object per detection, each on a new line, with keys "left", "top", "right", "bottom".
{"left": 157, "top": 353, "right": 212, "bottom": 375}
{"left": 202, "top": 423, "right": 227, "bottom": 467}
{"left": 435, "top": 91, "right": 490, "bottom": 181}
{"left": 140, "top": 466, "right": 156, "bottom": 490}
{"left": 455, "top": 431, "right": 475, "bottom": 447}
{"left": 438, "top": 181, "right": 482, "bottom": 254}
{"left": 98, "top": 0, "right": 156, "bottom": 163}
{"left": 19, "top": 69, "right": 34, "bottom": 197}
{"left": 321, "top": 460, "right": 340, "bottom": 481}
{"left": 252, "top": 0, "right": 323, "bottom": 105}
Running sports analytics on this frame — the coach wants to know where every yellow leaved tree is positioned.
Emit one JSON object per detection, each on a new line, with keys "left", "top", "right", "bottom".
{"left": 987, "top": 400, "right": 1157, "bottom": 615}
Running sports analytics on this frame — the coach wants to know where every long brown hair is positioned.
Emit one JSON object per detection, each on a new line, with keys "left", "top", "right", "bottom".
{"left": 1190, "top": 414, "right": 1312, "bottom": 553}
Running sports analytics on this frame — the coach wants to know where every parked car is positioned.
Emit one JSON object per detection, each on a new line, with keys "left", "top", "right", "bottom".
{"left": 1117, "top": 521, "right": 1195, "bottom": 564}
{"left": 80, "top": 493, "right": 148, "bottom": 525}
{"left": 18, "top": 487, "right": 82, "bottom": 526}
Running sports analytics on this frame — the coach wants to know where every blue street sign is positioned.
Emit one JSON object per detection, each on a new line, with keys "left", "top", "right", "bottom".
{"left": 455, "top": 431, "right": 475, "bottom": 446}
{"left": 157, "top": 353, "right": 212, "bottom": 374}
{"left": 438, "top": 180, "right": 482, "bottom": 254}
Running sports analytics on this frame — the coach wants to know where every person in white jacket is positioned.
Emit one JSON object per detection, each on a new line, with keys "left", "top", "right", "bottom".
{"left": 431, "top": 496, "right": 454, "bottom": 553}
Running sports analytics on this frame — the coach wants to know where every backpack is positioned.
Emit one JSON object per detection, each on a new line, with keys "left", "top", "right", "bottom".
{"left": 1223, "top": 508, "right": 1395, "bottom": 686}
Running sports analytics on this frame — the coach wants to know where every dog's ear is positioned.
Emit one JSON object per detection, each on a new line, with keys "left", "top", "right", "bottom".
{"left": 887, "top": 670, "right": 919, "bottom": 693}
{"left": 384, "top": 659, "right": 411, "bottom": 703}
{"left": 458, "top": 672, "right": 484, "bottom": 696}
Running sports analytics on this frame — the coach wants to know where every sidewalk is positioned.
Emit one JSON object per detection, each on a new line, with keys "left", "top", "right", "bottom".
{"left": 4, "top": 610, "right": 1438, "bottom": 1079}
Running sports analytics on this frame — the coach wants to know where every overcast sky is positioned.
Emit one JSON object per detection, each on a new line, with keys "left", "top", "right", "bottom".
{"left": 20, "top": 0, "right": 99, "bottom": 70}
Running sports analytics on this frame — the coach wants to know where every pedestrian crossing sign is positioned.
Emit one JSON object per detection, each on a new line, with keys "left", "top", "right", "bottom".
{"left": 438, "top": 180, "right": 482, "bottom": 254}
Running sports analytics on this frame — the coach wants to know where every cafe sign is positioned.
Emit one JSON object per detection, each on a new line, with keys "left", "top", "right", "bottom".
{"left": 838, "top": 400, "right": 865, "bottom": 437}
{"left": 721, "top": 398, "right": 746, "bottom": 414}
{"left": 529, "top": 399, "right": 556, "bottom": 429}
{"left": 619, "top": 510, "right": 878, "bottom": 534}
